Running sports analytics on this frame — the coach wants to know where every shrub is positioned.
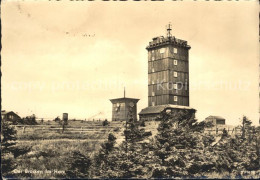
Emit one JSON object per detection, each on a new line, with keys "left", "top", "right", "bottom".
{"left": 1, "top": 120, "right": 17, "bottom": 176}
{"left": 113, "top": 127, "right": 120, "bottom": 132}
{"left": 65, "top": 151, "right": 92, "bottom": 178}
{"left": 102, "top": 119, "right": 109, "bottom": 126}
{"left": 140, "top": 120, "right": 145, "bottom": 127}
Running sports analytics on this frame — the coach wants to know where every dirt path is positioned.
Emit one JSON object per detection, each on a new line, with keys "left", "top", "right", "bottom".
{"left": 114, "top": 123, "right": 126, "bottom": 147}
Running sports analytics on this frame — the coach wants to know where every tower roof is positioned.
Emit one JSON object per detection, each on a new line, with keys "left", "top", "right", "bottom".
{"left": 146, "top": 36, "right": 190, "bottom": 50}
{"left": 147, "top": 24, "right": 190, "bottom": 50}
{"left": 139, "top": 104, "right": 195, "bottom": 115}
{"left": 110, "top": 97, "right": 139, "bottom": 103}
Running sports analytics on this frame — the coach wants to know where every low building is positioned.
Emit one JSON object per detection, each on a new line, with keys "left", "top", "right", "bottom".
{"left": 139, "top": 104, "right": 196, "bottom": 121}
{"left": 1, "top": 110, "right": 21, "bottom": 123}
{"left": 110, "top": 97, "right": 139, "bottom": 121}
{"left": 204, "top": 115, "right": 226, "bottom": 126}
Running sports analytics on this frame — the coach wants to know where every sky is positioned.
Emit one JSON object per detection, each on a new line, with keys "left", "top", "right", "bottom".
{"left": 1, "top": 1, "right": 259, "bottom": 125}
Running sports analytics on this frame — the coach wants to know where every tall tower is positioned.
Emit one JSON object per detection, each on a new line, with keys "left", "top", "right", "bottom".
{"left": 146, "top": 24, "right": 191, "bottom": 106}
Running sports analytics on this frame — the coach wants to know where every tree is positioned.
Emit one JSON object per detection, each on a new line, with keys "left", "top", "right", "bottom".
{"left": 1, "top": 120, "right": 17, "bottom": 176}
{"left": 93, "top": 110, "right": 153, "bottom": 178}
{"left": 93, "top": 133, "right": 117, "bottom": 177}
{"left": 105, "top": 112, "right": 152, "bottom": 178}
{"left": 212, "top": 116, "right": 260, "bottom": 176}
{"left": 241, "top": 116, "right": 252, "bottom": 140}
{"left": 54, "top": 116, "right": 61, "bottom": 122}
{"left": 102, "top": 119, "right": 109, "bottom": 126}
{"left": 139, "top": 119, "right": 145, "bottom": 127}
{"left": 151, "top": 109, "right": 216, "bottom": 178}
{"left": 21, "top": 114, "right": 38, "bottom": 125}
{"left": 62, "top": 121, "right": 66, "bottom": 133}
{"left": 222, "top": 128, "right": 228, "bottom": 138}
{"left": 55, "top": 116, "right": 68, "bottom": 133}
{"left": 65, "top": 151, "right": 92, "bottom": 178}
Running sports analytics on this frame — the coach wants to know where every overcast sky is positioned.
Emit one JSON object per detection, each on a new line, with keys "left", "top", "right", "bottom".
{"left": 2, "top": 1, "right": 259, "bottom": 125}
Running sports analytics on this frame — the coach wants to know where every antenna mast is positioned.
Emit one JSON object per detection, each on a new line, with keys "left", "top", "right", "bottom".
{"left": 166, "top": 23, "right": 172, "bottom": 39}
{"left": 124, "top": 87, "right": 125, "bottom": 98}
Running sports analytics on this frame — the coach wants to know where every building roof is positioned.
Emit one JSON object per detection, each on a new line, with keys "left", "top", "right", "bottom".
{"left": 139, "top": 104, "right": 196, "bottom": 115}
{"left": 1, "top": 110, "right": 16, "bottom": 115}
{"left": 205, "top": 115, "right": 225, "bottom": 120}
{"left": 110, "top": 97, "right": 140, "bottom": 103}
{"left": 1, "top": 111, "right": 21, "bottom": 118}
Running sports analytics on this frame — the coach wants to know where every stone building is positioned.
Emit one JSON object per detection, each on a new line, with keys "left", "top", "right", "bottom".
{"left": 139, "top": 24, "right": 195, "bottom": 121}
{"left": 204, "top": 115, "right": 226, "bottom": 126}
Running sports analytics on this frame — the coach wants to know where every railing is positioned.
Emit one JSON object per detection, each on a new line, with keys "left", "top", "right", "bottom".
{"left": 147, "top": 36, "right": 188, "bottom": 49}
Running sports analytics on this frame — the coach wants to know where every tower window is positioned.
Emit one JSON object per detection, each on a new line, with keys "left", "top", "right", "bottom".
{"left": 160, "top": 48, "right": 165, "bottom": 54}
{"left": 174, "top": 71, "right": 178, "bottom": 77}
{"left": 152, "top": 102, "right": 155, "bottom": 106}
{"left": 152, "top": 92, "right": 155, "bottom": 96}
{"left": 174, "top": 60, "right": 178, "bottom": 65}
{"left": 174, "top": 83, "right": 177, "bottom": 90}
{"left": 152, "top": 50, "right": 154, "bottom": 54}
{"left": 174, "top": 96, "right": 178, "bottom": 102}
{"left": 152, "top": 81, "right": 155, "bottom": 84}
{"left": 152, "top": 68, "right": 155, "bottom": 72}
{"left": 152, "top": 57, "right": 155, "bottom": 61}
{"left": 174, "top": 48, "right": 178, "bottom": 54}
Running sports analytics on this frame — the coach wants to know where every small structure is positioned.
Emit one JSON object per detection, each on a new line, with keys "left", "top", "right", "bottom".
{"left": 1, "top": 110, "right": 21, "bottom": 123}
{"left": 110, "top": 88, "right": 139, "bottom": 121}
{"left": 62, "top": 113, "right": 68, "bottom": 124}
{"left": 139, "top": 104, "right": 196, "bottom": 121}
{"left": 110, "top": 98, "right": 139, "bottom": 121}
{"left": 204, "top": 115, "right": 226, "bottom": 126}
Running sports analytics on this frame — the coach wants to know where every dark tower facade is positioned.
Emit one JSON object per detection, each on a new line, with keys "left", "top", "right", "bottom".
{"left": 110, "top": 97, "right": 139, "bottom": 121}
{"left": 110, "top": 89, "right": 139, "bottom": 121}
{"left": 146, "top": 24, "right": 191, "bottom": 107}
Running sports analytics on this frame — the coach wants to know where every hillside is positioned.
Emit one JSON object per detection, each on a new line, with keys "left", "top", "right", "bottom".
{"left": 12, "top": 120, "right": 125, "bottom": 178}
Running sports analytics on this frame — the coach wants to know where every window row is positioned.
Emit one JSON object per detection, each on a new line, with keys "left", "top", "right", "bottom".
{"left": 150, "top": 58, "right": 178, "bottom": 67}
{"left": 151, "top": 69, "right": 178, "bottom": 77}
{"left": 151, "top": 48, "right": 178, "bottom": 54}
{"left": 151, "top": 96, "right": 178, "bottom": 106}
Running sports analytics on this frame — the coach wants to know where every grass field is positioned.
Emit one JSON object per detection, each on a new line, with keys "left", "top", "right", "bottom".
{"left": 12, "top": 120, "right": 125, "bottom": 178}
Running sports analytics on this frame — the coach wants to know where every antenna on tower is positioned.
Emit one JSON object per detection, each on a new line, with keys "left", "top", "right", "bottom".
{"left": 166, "top": 22, "right": 172, "bottom": 38}
{"left": 124, "top": 87, "right": 125, "bottom": 98}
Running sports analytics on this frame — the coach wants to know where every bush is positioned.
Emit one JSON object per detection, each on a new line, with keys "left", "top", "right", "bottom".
{"left": 113, "top": 127, "right": 120, "bottom": 132}
{"left": 1, "top": 120, "right": 17, "bottom": 176}
{"left": 140, "top": 120, "right": 145, "bottom": 127}
{"left": 102, "top": 119, "right": 109, "bottom": 126}
{"left": 65, "top": 151, "right": 92, "bottom": 178}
